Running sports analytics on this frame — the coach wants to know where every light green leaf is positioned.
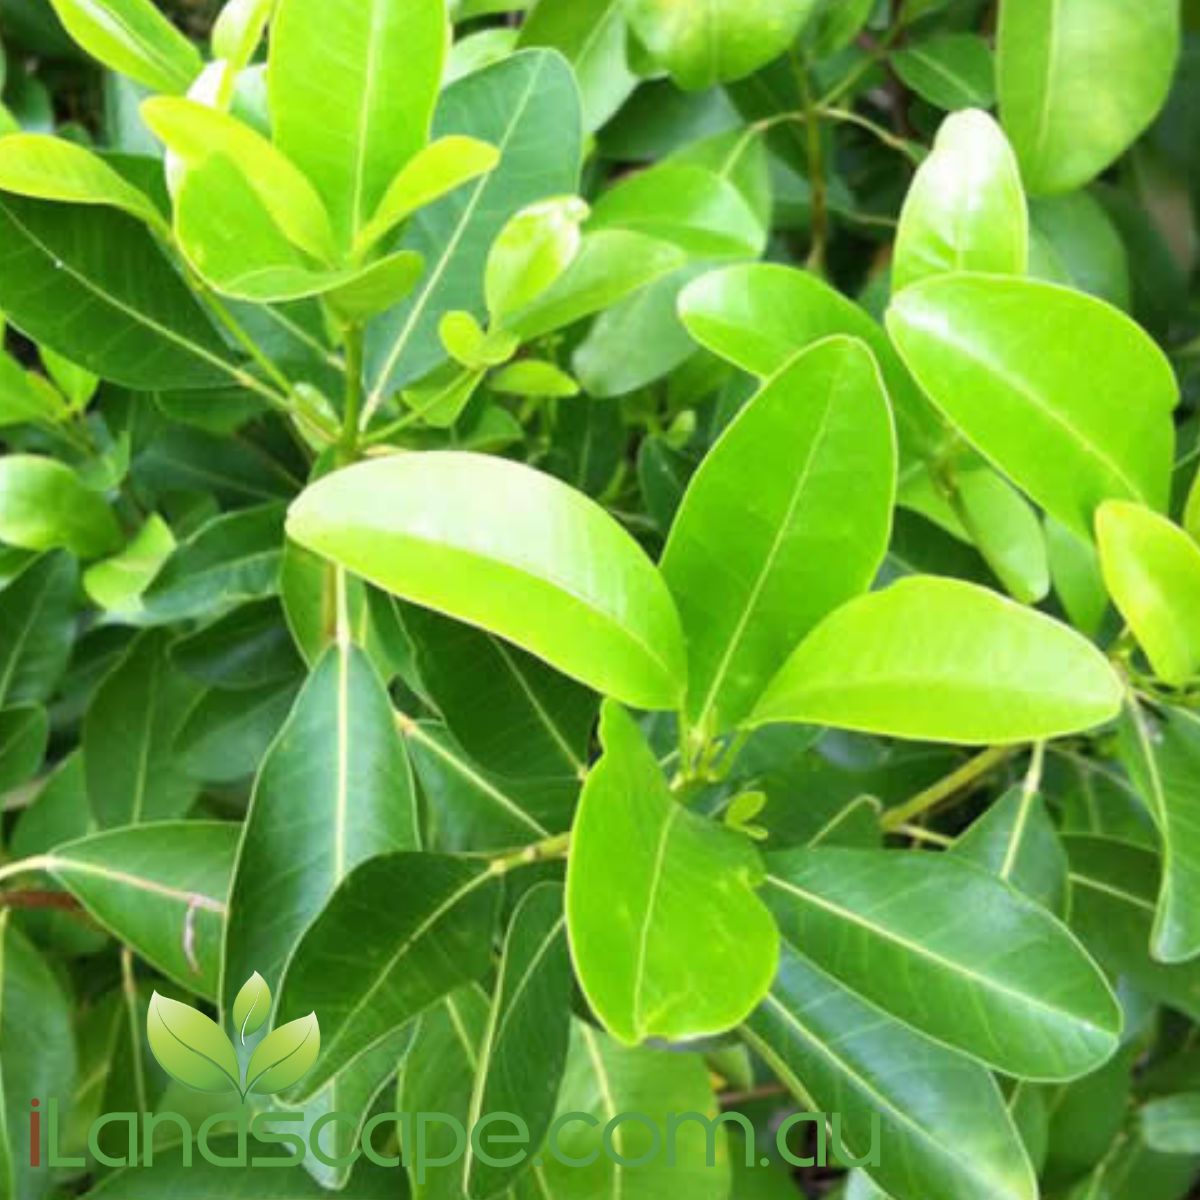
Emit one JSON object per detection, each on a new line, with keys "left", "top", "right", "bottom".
{"left": 0, "top": 455, "right": 121, "bottom": 558}
{"left": 743, "top": 945, "right": 1038, "bottom": 1200}
{"left": 44, "top": 822, "right": 237, "bottom": 999}
{"left": 998, "top": 0, "right": 1180, "bottom": 194}
{"left": 366, "top": 50, "right": 582, "bottom": 398}
{"left": 0, "top": 350, "right": 58, "bottom": 428}
{"left": 354, "top": 136, "right": 500, "bottom": 259}
{"left": 892, "top": 34, "right": 995, "bottom": 111}
{"left": 0, "top": 196, "right": 242, "bottom": 390}
{"left": 953, "top": 783, "right": 1069, "bottom": 914}
{"left": 1141, "top": 1094, "right": 1200, "bottom": 1155}
{"left": 765, "top": 847, "right": 1121, "bottom": 1080}
{"left": 464, "top": 884, "right": 571, "bottom": 1199}
{"left": 662, "top": 336, "right": 895, "bottom": 736}
{"left": 752, "top": 576, "right": 1122, "bottom": 744}
{"left": 566, "top": 701, "right": 778, "bottom": 1044}
{"left": 287, "top": 452, "right": 687, "bottom": 710}
{"left": 589, "top": 163, "right": 765, "bottom": 259}
{"left": 48, "top": 0, "right": 202, "bottom": 93}
{"left": 269, "top": 0, "right": 447, "bottom": 250}
{"left": 1119, "top": 702, "right": 1200, "bottom": 964}
{"left": 0, "top": 133, "right": 165, "bottom": 229}
{"left": 246, "top": 1012, "right": 321, "bottom": 1094}
{"left": 1096, "top": 501, "right": 1200, "bottom": 687}
{"left": 679, "top": 263, "right": 945, "bottom": 458}
{"left": 222, "top": 643, "right": 417, "bottom": 1020}
{"left": 503, "top": 229, "right": 686, "bottom": 339}
{"left": 625, "top": 0, "right": 820, "bottom": 89}
{"left": 892, "top": 109, "right": 1027, "bottom": 293}
{"left": 232, "top": 971, "right": 271, "bottom": 1042}
{"left": 326, "top": 251, "right": 425, "bottom": 322}
{"left": 277, "top": 852, "right": 500, "bottom": 1099}
{"left": 146, "top": 991, "right": 240, "bottom": 1094}
{"left": 40, "top": 345, "right": 99, "bottom": 411}
{"left": 886, "top": 275, "right": 1176, "bottom": 539}
{"left": 489, "top": 358, "right": 578, "bottom": 397}
{"left": 212, "top": 0, "right": 275, "bottom": 69}
{"left": 485, "top": 195, "right": 589, "bottom": 321}
{"left": 1046, "top": 515, "right": 1109, "bottom": 637}
{"left": 83, "top": 514, "right": 176, "bottom": 614}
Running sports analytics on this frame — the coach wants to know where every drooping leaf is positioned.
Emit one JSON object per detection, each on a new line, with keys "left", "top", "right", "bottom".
{"left": 277, "top": 852, "right": 500, "bottom": 1098}
{"left": 1096, "top": 502, "right": 1200, "bottom": 687}
{"left": 886, "top": 275, "right": 1177, "bottom": 539}
{"left": 763, "top": 847, "right": 1121, "bottom": 1080}
{"left": 566, "top": 702, "right": 778, "bottom": 1044}
{"left": 662, "top": 336, "right": 895, "bottom": 737}
{"left": 751, "top": 576, "right": 1122, "bottom": 745}
{"left": 997, "top": 0, "right": 1180, "bottom": 194}
{"left": 464, "top": 883, "right": 571, "bottom": 1199}
{"left": 743, "top": 944, "right": 1038, "bottom": 1200}
{"left": 0, "top": 455, "right": 121, "bottom": 558}
{"left": 44, "top": 822, "right": 237, "bottom": 999}
{"left": 892, "top": 109, "right": 1027, "bottom": 293}
{"left": 287, "top": 453, "right": 688, "bottom": 710}
{"left": 222, "top": 643, "right": 417, "bottom": 1020}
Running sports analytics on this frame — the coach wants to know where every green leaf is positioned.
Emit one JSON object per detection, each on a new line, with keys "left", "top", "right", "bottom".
{"left": 679, "top": 263, "right": 945, "bottom": 458}
{"left": 0, "top": 918, "right": 76, "bottom": 1200}
{"left": 589, "top": 163, "right": 766, "bottom": 259}
{"left": 0, "top": 349, "right": 58, "bottom": 428}
{"left": 277, "top": 851, "right": 499, "bottom": 1099}
{"left": 892, "top": 35, "right": 995, "bottom": 111}
{"left": 146, "top": 991, "right": 240, "bottom": 1094}
{"left": 625, "top": 0, "right": 820, "bottom": 89}
{"left": 0, "top": 552, "right": 77, "bottom": 706}
{"left": 287, "top": 452, "right": 687, "bottom": 710}
{"left": 354, "top": 136, "right": 500, "bottom": 258}
{"left": 45, "top": 822, "right": 237, "bottom": 999}
{"left": 751, "top": 576, "right": 1122, "bottom": 745}
{"left": 997, "top": 0, "right": 1180, "bottom": 194}
{"left": 464, "top": 883, "right": 571, "bottom": 1199}
{"left": 48, "top": 0, "right": 202, "bottom": 93}
{"left": 83, "top": 630, "right": 201, "bottom": 827}
{"left": 1097, "top": 502, "right": 1200, "bottom": 687}
{"left": 892, "top": 109, "right": 1027, "bottom": 293}
{"left": 0, "top": 133, "right": 165, "bottom": 229}
{"left": 1141, "top": 1094, "right": 1200, "bottom": 1154}
{"left": 485, "top": 195, "right": 589, "bottom": 320}
{"left": 222, "top": 642, "right": 417, "bottom": 1020}
{"left": 246, "top": 1012, "right": 321, "bottom": 1094}
{"left": 212, "top": 0, "right": 275, "bottom": 69}
{"left": 0, "top": 196, "right": 242, "bottom": 390}
{"left": 1028, "top": 191, "right": 1131, "bottom": 309}
{"left": 83, "top": 513, "right": 176, "bottom": 614}
{"left": 743, "top": 945, "right": 1038, "bottom": 1200}
{"left": 366, "top": 50, "right": 582, "bottom": 398}
{"left": 269, "top": 0, "right": 447, "bottom": 250}
{"left": 503, "top": 229, "right": 686, "bottom": 340}
{"left": 326, "top": 251, "right": 425, "bottom": 322}
{"left": 1119, "top": 702, "right": 1200, "bottom": 964}
{"left": 886, "top": 275, "right": 1177, "bottom": 539}
{"left": 0, "top": 455, "right": 121, "bottom": 558}
{"left": 232, "top": 971, "right": 270, "bottom": 1042}
{"left": 0, "top": 703, "right": 48, "bottom": 790}
{"left": 663, "top": 336, "right": 894, "bottom": 736}
{"left": 1046, "top": 515, "right": 1109, "bottom": 637}
{"left": 566, "top": 701, "right": 778, "bottom": 1044}
{"left": 764, "top": 847, "right": 1121, "bottom": 1080}
{"left": 489, "top": 358, "right": 578, "bottom": 397}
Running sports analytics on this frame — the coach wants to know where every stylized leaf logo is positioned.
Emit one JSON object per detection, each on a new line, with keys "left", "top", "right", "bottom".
{"left": 146, "top": 992, "right": 241, "bottom": 1094}
{"left": 232, "top": 970, "right": 271, "bottom": 1044}
{"left": 245, "top": 1012, "right": 321, "bottom": 1095}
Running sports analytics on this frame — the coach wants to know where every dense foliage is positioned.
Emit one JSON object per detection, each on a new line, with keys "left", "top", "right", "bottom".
{"left": 0, "top": 0, "right": 1198, "bottom": 1198}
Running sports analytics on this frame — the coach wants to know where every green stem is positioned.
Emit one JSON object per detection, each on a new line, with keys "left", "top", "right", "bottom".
{"left": 817, "top": 21, "right": 907, "bottom": 108}
{"left": 339, "top": 324, "right": 365, "bottom": 462}
{"left": 487, "top": 833, "right": 571, "bottom": 875}
{"left": 795, "top": 57, "right": 829, "bottom": 274}
{"left": 881, "top": 745, "right": 1016, "bottom": 831}
{"left": 818, "top": 106, "right": 921, "bottom": 164}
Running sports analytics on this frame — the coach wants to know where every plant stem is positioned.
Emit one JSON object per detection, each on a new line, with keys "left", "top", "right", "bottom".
{"left": 881, "top": 745, "right": 1016, "bottom": 831}
{"left": 0, "top": 855, "right": 50, "bottom": 886}
{"left": 795, "top": 56, "right": 830, "bottom": 274}
{"left": 488, "top": 833, "right": 571, "bottom": 875}
{"left": 339, "top": 324, "right": 365, "bottom": 461}
{"left": 818, "top": 105, "right": 921, "bottom": 163}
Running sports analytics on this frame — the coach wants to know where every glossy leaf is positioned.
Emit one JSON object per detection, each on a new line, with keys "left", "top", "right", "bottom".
{"left": 893, "top": 109, "right": 1027, "bottom": 293}
{"left": 277, "top": 852, "right": 499, "bottom": 1098}
{"left": 765, "top": 847, "right": 1121, "bottom": 1079}
{"left": 662, "top": 336, "right": 895, "bottom": 735}
{"left": 892, "top": 34, "right": 995, "bottom": 111}
{"left": 83, "top": 513, "right": 175, "bottom": 614}
{"left": 566, "top": 701, "right": 778, "bottom": 1044}
{"left": 887, "top": 275, "right": 1177, "bottom": 538}
{"left": 1097, "top": 501, "right": 1200, "bottom": 687}
{"left": 269, "top": 0, "right": 446, "bottom": 250}
{"left": 287, "top": 452, "right": 687, "bottom": 710}
{"left": 0, "top": 704, "right": 47, "bottom": 791}
{"left": 0, "top": 455, "right": 120, "bottom": 558}
{"left": 752, "top": 576, "right": 1123, "bottom": 745}
{"left": 0, "top": 552, "right": 77, "bottom": 705}
{"left": 998, "top": 0, "right": 1180, "bottom": 193}
{"left": 485, "top": 195, "right": 589, "bottom": 320}
{"left": 212, "top": 0, "right": 276, "bottom": 68}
